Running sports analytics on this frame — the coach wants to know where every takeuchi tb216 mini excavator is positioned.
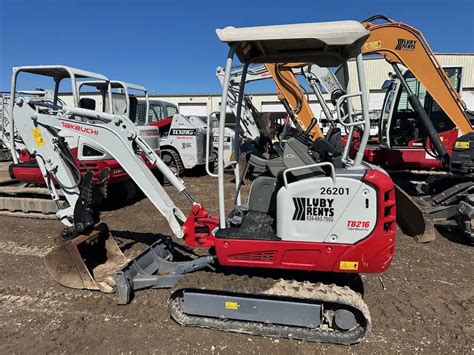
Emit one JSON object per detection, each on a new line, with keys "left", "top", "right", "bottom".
{"left": 10, "top": 20, "right": 396, "bottom": 345}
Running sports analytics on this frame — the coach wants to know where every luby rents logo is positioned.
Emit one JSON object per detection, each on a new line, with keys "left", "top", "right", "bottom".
{"left": 292, "top": 197, "right": 335, "bottom": 221}
{"left": 395, "top": 38, "right": 417, "bottom": 51}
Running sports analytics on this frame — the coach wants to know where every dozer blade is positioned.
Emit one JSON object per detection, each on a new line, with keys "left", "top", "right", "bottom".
{"left": 44, "top": 223, "right": 127, "bottom": 293}
{"left": 394, "top": 184, "right": 436, "bottom": 243}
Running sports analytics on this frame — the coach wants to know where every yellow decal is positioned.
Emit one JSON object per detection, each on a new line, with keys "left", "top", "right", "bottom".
{"left": 32, "top": 127, "right": 45, "bottom": 147}
{"left": 339, "top": 261, "right": 359, "bottom": 271}
{"left": 455, "top": 141, "right": 470, "bottom": 149}
{"left": 225, "top": 301, "right": 239, "bottom": 310}
{"left": 363, "top": 40, "right": 382, "bottom": 51}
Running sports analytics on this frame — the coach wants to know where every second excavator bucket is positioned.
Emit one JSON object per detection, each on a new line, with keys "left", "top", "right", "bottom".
{"left": 44, "top": 223, "right": 127, "bottom": 292}
{"left": 394, "top": 184, "right": 437, "bottom": 243}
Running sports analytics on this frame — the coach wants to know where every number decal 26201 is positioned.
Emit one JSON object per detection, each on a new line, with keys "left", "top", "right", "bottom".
{"left": 320, "top": 187, "right": 349, "bottom": 195}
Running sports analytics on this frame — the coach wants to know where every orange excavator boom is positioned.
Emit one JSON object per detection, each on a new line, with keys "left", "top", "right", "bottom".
{"left": 361, "top": 15, "right": 472, "bottom": 135}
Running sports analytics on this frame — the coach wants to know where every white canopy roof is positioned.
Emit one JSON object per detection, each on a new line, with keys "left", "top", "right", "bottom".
{"left": 13, "top": 65, "right": 108, "bottom": 81}
{"left": 216, "top": 20, "right": 369, "bottom": 66}
{"left": 79, "top": 80, "right": 147, "bottom": 92}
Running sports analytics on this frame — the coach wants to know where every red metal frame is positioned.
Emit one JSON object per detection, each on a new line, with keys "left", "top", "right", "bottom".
{"left": 10, "top": 147, "right": 159, "bottom": 185}
{"left": 182, "top": 169, "right": 396, "bottom": 274}
{"left": 149, "top": 117, "right": 173, "bottom": 130}
{"left": 351, "top": 129, "right": 458, "bottom": 170}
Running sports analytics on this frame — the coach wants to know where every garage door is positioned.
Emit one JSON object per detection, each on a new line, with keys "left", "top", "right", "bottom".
{"left": 461, "top": 89, "right": 474, "bottom": 111}
{"left": 178, "top": 103, "right": 208, "bottom": 116}
{"left": 263, "top": 101, "right": 332, "bottom": 117}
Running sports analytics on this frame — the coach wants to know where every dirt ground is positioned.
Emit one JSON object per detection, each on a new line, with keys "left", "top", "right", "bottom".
{"left": 0, "top": 166, "right": 472, "bottom": 354}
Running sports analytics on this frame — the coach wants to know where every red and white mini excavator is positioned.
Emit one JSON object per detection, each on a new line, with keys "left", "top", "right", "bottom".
{"left": 9, "top": 20, "right": 396, "bottom": 345}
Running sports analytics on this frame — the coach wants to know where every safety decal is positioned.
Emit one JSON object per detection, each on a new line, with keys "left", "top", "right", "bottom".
{"left": 363, "top": 40, "right": 382, "bottom": 51}
{"left": 32, "top": 127, "right": 45, "bottom": 147}
{"left": 225, "top": 301, "right": 239, "bottom": 310}
{"left": 455, "top": 141, "right": 470, "bottom": 149}
{"left": 339, "top": 261, "right": 359, "bottom": 271}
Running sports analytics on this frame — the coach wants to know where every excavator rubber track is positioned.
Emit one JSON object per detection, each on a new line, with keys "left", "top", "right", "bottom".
{"left": 168, "top": 272, "right": 370, "bottom": 345}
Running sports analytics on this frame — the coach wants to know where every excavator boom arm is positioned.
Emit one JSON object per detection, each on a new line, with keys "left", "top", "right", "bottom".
{"left": 12, "top": 98, "right": 188, "bottom": 238}
{"left": 361, "top": 19, "right": 472, "bottom": 135}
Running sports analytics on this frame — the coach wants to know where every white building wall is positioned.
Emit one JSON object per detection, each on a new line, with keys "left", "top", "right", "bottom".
{"left": 154, "top": 54, "right": 473, "bottom": 115}
{"left": 56, "top": 54, "right": 473, "bottom": 115}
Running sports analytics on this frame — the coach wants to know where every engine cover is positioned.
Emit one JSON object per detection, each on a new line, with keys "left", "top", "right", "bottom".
{"left": 277, "top": 175, "right": 377, "bottom": 244}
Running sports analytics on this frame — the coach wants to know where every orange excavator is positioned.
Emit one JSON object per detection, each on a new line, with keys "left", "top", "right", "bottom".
{"left": 358, "top": 16, "right": 473, "bottom": 243}
{"left": 262, "top": 16, "right": 473, "bottom": 243}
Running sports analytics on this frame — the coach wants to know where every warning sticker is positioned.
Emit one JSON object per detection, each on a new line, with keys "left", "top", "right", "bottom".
{"left": 363, "top": 40, "right": 382, "bottom": 51}
{"left": 32, "top": 127, "right": 45, "bottom": 147}
{"left": 455, "top": 141, "right": 470, "bottom": 149}
{"left": 339, "top": 261, "right": 359, "bottom": 271}
{"left": 225, "top": 301, "right": 239, "bottom": 310}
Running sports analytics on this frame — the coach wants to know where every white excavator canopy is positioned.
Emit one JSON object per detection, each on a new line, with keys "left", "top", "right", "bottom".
{"left": 216, "top": 20, "right": 369, "bottom": 66}
{"left": 12, "top": 65, "right": 108, "bottom": 81}
{"left": 79, "top": 80, "right": 147, "bottom": 92}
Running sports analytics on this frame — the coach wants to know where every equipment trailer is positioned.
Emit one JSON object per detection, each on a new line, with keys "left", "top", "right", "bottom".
{"left": 9, "top": 20, "right": 396, "bottom": 345}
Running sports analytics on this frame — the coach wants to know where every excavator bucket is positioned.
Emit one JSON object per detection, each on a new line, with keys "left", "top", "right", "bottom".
{"left": 394, "top": 184, "right": 437, "bottom": 243}
{"left": 44, "top": 223, "right": 127, "bottom": 292}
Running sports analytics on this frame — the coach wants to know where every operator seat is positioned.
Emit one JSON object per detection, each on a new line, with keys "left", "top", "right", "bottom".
{"left": 312, "top": 127, "right": 343, "bottom": 167}
{"left": 79, "top": 98, "right": 96, "bottom": 111}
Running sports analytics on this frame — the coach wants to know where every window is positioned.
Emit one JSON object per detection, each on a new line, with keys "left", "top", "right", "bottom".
{"left": 165, "top": 105, "right": 178, "bottom": 117}
{"left": 149, "top": 104, "right": 163, "bottom": 121}
{"left": 136, "top": 102, "right": 164, "bottom": 124}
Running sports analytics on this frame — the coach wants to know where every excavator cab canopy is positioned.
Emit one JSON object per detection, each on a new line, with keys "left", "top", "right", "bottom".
{"left": 13, "top": 65, "right": 108, "bottom": 81}
{"left": 216, "top": 20, "right": 370, "bottom": 66}
{"left": 215, "top": 20, "right": 373, "bottom": 229}
{"left": 79, "top": 80, "right": 147, "bottom": 92}
{"left": 78, "top": 80, "right": 150, "bottom": 120}
{"left": 11, "top": 65, "right": 110, "bottom": 108}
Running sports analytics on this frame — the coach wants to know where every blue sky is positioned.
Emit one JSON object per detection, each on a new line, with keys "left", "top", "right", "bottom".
{"left": 1, "top": 0, "right": 473, "bottom": 93}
